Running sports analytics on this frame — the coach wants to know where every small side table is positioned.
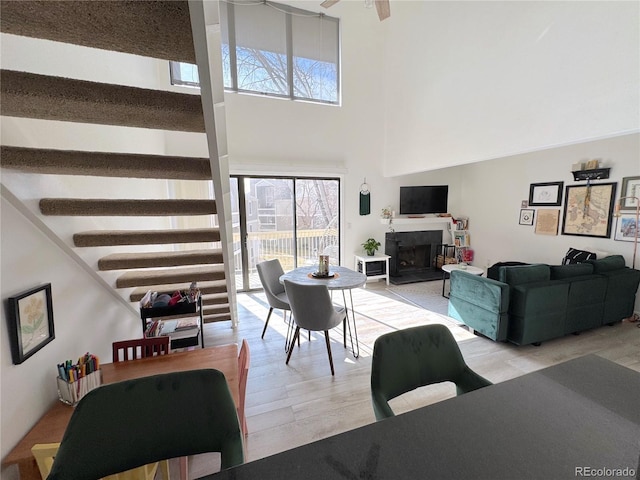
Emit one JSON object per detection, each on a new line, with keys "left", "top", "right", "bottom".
{"left": 441, "top": 264, "right": 484, "bottom": 298}
{"left": 354, "top": 254, "right": 390, "bottom": 286}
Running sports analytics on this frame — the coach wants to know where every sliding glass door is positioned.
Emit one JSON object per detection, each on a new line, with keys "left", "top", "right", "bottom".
{"left": 231, "top": 175, "right": 340, "bottom": 291}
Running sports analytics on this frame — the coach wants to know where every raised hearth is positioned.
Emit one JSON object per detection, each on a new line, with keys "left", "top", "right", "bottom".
{"left": 385, "top": 230, "right": 443, "bottom": 285}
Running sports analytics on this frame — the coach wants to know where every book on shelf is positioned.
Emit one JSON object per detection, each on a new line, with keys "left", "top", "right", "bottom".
{"left": 145, "top": 318, "right": 199, "bottom": 337}
{"left": 453, "top": 217, "right": 469, "bottom": 230}
{"left": 453, "top": 231, "right": 470, "bottom": 247}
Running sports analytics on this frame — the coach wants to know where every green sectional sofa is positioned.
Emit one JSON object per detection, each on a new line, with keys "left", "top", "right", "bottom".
{"left": 447, "top": 255, "right": 640, "bottom": 346}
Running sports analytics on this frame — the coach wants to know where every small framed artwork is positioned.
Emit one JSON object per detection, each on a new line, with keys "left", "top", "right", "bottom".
{"left": 529, "top": 182, "right": 564, "bottom": 206}
{"left": 620, "top": 176, "right": 640, "bottom": 211}
{"left": 6, "top": 284, "right": 55, "bottom": 364}
{"left": 535, "top": 209, "right": 560, "bottom": 235}
{"left": 561, "top": 183, "right": 616, "bottom": 238}
{"left": 521, "top": 200, "right": 529, "bottom": 208}
{"left": 614, "top": 214, "right": 638, "bottom": 242}
{"left": 519, "top": 209, "right": 535, "bottom": 226}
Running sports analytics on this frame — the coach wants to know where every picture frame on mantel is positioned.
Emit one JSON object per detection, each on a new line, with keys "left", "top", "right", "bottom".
{"left": 561, "top": 183, "right": 616, "bottom": 238}
{"left": 528, "top": 181, "right": 564, "bottom": 206}
{"left": 6, "top": 283, "right": 55, "bottom": 364}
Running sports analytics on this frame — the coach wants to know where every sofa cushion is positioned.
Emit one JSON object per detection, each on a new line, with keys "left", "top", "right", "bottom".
{"left": 550, "top": 263, "right": 594, "bottom": 280}
{"left": 587, "top": 255, "right": 626, "bottom": 273}
{"left": 487, "top": 261, "right": 529, "bottom": 281}
{"left": 562, "top": 247, "right": 597, "bottom": 265}
{"left": 448, "top": 271, "right": 510, "bottom": 342}
{"left": 498, "top": 264, "right": 550, "bottom": 286}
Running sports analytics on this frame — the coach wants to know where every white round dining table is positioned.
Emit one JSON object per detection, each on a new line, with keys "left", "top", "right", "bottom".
{"left": 280, "top": 265, "right": 366, "bottom": 358}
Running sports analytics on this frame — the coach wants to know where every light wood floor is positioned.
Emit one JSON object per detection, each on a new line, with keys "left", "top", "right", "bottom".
{"left": 185, "top": 279, "right": 640, "bottom": 479}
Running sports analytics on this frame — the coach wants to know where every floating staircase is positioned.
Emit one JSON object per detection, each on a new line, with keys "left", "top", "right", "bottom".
{"left": 0, "top": 1, "right": 233, "bottom": 328}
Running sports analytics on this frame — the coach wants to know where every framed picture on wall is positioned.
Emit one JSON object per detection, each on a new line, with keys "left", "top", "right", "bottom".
{"left": 6, "top": 283, "right": 55, "bottom": 364}
{"left": 561, "top": 183, "right": 617, "bottom": 238}
{"left": 614, "top": 214, "right": 638, "bottom": 242}
{"left": 519, "top": 209, "right": 535, "bottom": 226}
{"left": 620, "top": 176, "right": 640, "bottom": 210}
{"left": 535, "top": 209, "right": 560, "bottom": 235}
{"left": 528, "top": 182, "right": 564, "bottom": 206}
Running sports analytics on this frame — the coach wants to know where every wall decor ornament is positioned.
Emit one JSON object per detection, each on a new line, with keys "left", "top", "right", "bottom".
{"left": 7, "top": 283, "right": 55, "bottom": 364}
{"left": 561, "top": 183, "right": 616, "bottom": 238}
{"left": 519, "top": 209, "right": 534, "bottom": 226}
{"left": 528, "top": 181, "right": 564, "bottom": 206}
{"left": 359, "top": 178, "right": 370, "bottom": 215}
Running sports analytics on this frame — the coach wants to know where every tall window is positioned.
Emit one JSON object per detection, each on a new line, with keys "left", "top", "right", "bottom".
{"left": 170, "top": 1, "right": 340, "bottom": 105}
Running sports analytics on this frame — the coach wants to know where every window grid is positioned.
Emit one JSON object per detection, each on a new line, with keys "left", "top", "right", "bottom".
{"left": 169, "top": 1, "right": 339, "bottom": 105}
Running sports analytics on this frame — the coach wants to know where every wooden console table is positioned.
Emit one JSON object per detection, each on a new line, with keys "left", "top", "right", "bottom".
{"left": 3, "top": 344, "right": 239, "bottom": 480}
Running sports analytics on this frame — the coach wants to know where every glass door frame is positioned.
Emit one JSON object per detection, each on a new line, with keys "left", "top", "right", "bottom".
{"left": 232, "top": 174, "right": 341, "bottom": 292}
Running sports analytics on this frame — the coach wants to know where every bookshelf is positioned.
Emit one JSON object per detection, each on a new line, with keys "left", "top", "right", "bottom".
{"left": 140, "top": 295, "right": 203, "bottom": 349}
{"left": 448, "top": 217, "right": 473, "bottom": 264}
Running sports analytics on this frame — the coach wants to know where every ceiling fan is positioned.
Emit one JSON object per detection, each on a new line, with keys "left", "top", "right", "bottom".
{"left": 320, "top": 0, "right": 390, "bottom": 21}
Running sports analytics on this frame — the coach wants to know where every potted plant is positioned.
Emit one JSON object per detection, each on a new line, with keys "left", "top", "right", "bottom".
{"left": 362, "top": 238, "right": 381, "bottom": 256}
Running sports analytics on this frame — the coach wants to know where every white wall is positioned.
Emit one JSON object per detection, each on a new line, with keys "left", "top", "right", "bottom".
{"left": 0, "top": 197, "right": 140, "bottom": 477}
{"left": 0, "top": 34, "right": 179, "bottom": 474}
{"left": 382, "top": 1, "right": 639, "bottom": 176}
{"left": 401, "top": 132, "right": 640, "bottom": 313}
{"left": 1, "top": 3, "right": 638, "bottom": 471}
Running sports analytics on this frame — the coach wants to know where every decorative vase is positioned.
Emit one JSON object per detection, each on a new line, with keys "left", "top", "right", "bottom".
{"left": 367, "top": 251, "right": 375, "bottom": 256}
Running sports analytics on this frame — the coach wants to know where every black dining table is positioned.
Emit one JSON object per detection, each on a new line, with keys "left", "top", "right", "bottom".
{"left": 201, "top": 354, "right": 640, "bottom": 480}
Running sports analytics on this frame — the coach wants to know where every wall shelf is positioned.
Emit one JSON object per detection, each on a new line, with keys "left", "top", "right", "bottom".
{"left": 380, "top": 216, "right": 454, "bottom": 226}
{"left": 571, "top": 168, "right": 610, "bottom": 181}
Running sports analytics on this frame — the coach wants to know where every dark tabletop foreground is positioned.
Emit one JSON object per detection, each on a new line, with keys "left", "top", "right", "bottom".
{"left": 202, "top": 354, "right": 640, "bottom": 480}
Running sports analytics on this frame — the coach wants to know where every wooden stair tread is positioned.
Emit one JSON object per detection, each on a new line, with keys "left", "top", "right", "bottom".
{"left": 130, "top": 281, "right": 228, "bottom": 302}
{"left": 98, "top": 249, "right": 223, "bottom": 270}
{"left": 40, "top": 198, "right": 216, "bottom": 216}
{"left": 202, "top": 305, "right": 231, "bottom": 315}
{"left": 203, "top": 313, "right": 233, "bottom": 324}
{"left": 1, "top": 146, "right": 211, "bottom": 180}
{"left": 1, "top": 69, "right": 205, "bottom": 132}
{"left": 0, "top": 0, "right": 196, "bottom": 63}
{"left": 74, "top": 228, "right": 221, "bottom": 247}
{"left": 141, "top": 304, "right": 230, "bottom": 322}
{"left": 116, "top": 265, "right": 226, "bottom": 288}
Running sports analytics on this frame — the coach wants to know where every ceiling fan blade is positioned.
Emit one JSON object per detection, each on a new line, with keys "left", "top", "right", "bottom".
{"left": 320, "top": 0, "right": 340, "bottom": 8}
{"left": 374, "top": 0, "right": 390, "bottom": 21}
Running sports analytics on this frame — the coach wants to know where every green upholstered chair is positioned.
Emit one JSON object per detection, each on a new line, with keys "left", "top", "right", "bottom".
{"left": 370, "top": 324, "right": 492, "bottom": 421}
{"left": 48, "top": 369, "right": 244, "bottom": 480}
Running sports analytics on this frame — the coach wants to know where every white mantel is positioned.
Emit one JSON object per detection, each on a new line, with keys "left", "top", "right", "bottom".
{"left": 380, "top": 216, "right": 455, "bottom": 243}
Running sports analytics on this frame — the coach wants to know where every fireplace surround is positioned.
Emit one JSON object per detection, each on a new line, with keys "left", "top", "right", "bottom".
{"left": 385, "top": 230, "right": 443, "bottom": 284}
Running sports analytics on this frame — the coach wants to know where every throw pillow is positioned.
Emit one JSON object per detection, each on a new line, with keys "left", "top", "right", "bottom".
{"left": 562, "top": 248, "right": 597, "bottom": 265}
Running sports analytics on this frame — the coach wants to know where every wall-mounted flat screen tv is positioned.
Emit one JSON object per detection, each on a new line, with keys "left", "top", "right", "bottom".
{"left": 399, "top": 185, "right": 449, "bottom": 215}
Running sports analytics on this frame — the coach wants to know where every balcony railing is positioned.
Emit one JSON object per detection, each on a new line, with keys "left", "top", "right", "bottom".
{"left": 233, "top": 228, "right": 338, "bottom": 272}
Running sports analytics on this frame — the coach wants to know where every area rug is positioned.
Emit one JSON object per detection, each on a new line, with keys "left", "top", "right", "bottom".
{"left": 386, "top": 280, "right": 449, "bottom": 315}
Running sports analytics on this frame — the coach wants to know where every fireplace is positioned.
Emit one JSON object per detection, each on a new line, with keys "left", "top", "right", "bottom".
{"left": 385, "top": 230, "right": 443, "bottom": 284}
